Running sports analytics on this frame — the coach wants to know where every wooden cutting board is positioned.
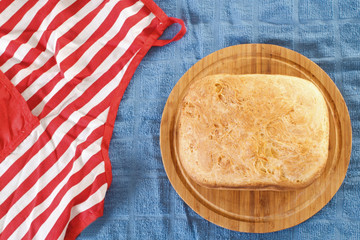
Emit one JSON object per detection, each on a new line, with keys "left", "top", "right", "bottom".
{"left": 160, "top": 44, "right": 352, "bottom": 233}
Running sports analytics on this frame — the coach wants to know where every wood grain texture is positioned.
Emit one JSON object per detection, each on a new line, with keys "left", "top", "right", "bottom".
{"left": 160, "top": 44, "right": 352, "bottom": 233}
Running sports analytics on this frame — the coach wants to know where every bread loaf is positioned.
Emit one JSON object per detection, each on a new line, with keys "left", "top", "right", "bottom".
{"left": 176, "top": 74, "right": 329, "bottom": 190}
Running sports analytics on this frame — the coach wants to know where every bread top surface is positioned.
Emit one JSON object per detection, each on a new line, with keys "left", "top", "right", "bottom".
{"left": 176, "top": 74, "right": 329, "bottom": 190}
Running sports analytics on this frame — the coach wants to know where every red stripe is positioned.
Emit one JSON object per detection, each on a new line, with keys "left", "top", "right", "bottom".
{"left": 59, "top": 0, "right": 136, "bottom": 72}
{"left": 0, "top": 78, "right": 115, "bottom": 191}
{"left": 23, "top": 0, "right": 139, "bottom": 110}
{"left": 0, "top": 0, "right": 156, "bottom": 205}
{"left": 0, "top": 90, "right": 114, "bottom": 212}
{"left": 46, "top": 175, "right": 107, "bottom": 240}
{"left": 0, "top": 0, "right": 58, "bottom": 68}
{"left": 22, "top": 0, "right": 137, "bottom": 109}
{"left": 0, "top": 0, "right": 16, "bottom": 14}
{"left": 100, "top": 16, "right": 160, "bottom": 186}
{"left": 63, "top": 200, "right": 104, "bottom": 240}
{"left": 0, "top": 79, "right": 109, "bottom": 191}
{"left": 0, "top": 18, "right": 158, "bottom": 192}
{"left": 12, "top": 0, "right": 108, "bottom": 93}
{"left": 10, "top": 17, "right": 160, "bottom": 196}
{"left": 103, "top": 16, "right": 159, "bottom": 84}
{"left": 26, "top": 72, "right": 63, "bottom": 110}
{"left": 0, "top": 19, "right": 154, "bottom": 227}
{"left": 4, "top": 0, "right": 93, "bottom": 80}
{"left": 0, "top": 0, "right": 174, "bottom": 238}
{"left": 15, "top": 57, "right": 59, "bottom": 94}
{"left": 0, "top": 1, "right": 37, "bottom": 35}
{"left": 24, "top": 163, "right": 107, "bottom": 239}
{"left": 37, "top": 6, "right": 151, "bottom": 119}
{"left": 0, "top": 126, "right": 104, "bottom": 239}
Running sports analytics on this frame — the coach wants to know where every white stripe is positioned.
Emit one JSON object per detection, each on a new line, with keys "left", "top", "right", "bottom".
{"left": 0, "top": 2, "right": 156, "bottom": 238}
{"left": 29, "top": 2, "right": 145, "bottom": 114}
{"left": 21, "top": 67, "right": 60, "bottom": 101}
{"left": 0, "top": 108, "right": 107, "bottom": 230}
{"left": 0, "top": 5, "right": 153, "bottom": 235}
{"left": 70, "top": 184, "right": 107, "bottom": 219}
{"left": 58, "top": 184, "right": 108, "bottom": 240}
{"left": 62, "top": 1, "right": 144, "bottom": 79}
{"left": 32, "top": 10, "right": 153, "bottom": 116}
{"left": 7, "top": 138, "right": 104, "bottom": 239}
{"left": 0, "top": 104, "right": 108, "bottom": 203}
{"left": 0, "top": 52, "right": 134, "bottom": 199}
{"left": 23, "top": 0, "right": 143, "bottom": 102}
{"left": 0, "top": 1, "right": 27, "bottom": 27}
{"left": 7, "top": 0, "right": 105, "bottom": 85}
{"left": 54, "top": 0, "right": 139, "bottom": 63}
{"left": 0, "top": 53, "right": 125, "bottom": 178}
{"left": 0, "top": 0, "right": 77, "bottom": 72}
{"left": 33, "top": 163, "right": 106, "bottom": 240}
{"left": 0, "top": 1, "right": 48, "bottom": 55}
{"left": 0, "top": 14, "right": 147, "bottom": 177}
{"left": 19, "top": 162, "right": 106, "bottom": 240}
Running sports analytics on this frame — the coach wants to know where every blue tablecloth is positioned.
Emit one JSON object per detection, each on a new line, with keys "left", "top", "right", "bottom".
{"left": 78, "top": 0, "right": 360, "bottom": 239}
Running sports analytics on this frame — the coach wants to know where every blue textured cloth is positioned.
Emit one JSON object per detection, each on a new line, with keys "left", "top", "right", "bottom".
{"left": 78, "top": 0, "right": 360, "bottom": 239}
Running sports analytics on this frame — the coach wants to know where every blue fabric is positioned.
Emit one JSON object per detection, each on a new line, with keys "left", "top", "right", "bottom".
{"left": 78, "top": 0, "right": 360, "bottom": 239}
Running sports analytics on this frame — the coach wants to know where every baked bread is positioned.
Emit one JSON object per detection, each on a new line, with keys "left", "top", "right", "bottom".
{"left": 176, "top": 74, "right": 329, "bottom": 190}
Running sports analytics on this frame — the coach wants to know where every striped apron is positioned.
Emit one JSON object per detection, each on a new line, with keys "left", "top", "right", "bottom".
{"left": 0, "top": 1, "right": 185, "bottom": 239}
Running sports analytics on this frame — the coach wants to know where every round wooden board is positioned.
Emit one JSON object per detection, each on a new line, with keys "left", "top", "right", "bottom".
{"left": 160, "top": 44, "right": 352, "bottom": 233}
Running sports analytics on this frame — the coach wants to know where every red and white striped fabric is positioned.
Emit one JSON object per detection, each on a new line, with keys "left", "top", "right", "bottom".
{"left": 0, "top": 1, "right": 185, "bottom": 239}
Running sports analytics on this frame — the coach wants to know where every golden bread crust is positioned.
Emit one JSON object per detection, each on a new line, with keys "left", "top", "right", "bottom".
{"left": 176, "top": 74, "right": 329, "bottom": 190}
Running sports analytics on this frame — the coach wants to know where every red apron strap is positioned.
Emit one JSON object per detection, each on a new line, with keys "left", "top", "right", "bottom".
{"left": 153, "top": 17, "right": 186, "bottom": 47}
